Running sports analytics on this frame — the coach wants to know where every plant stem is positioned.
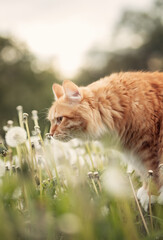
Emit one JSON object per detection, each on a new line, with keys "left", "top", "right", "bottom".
{"left": 39, "top": 167, "right": 42, "bottom": 199}
{"left": 91, "top": 178, "right": 99, "bottom": 196}
{"left": 85, "top": 143, "right": 95, "bottom": 170}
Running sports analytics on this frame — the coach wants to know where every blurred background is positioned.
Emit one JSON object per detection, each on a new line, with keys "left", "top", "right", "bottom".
{"left": 1, "top": 0, "right": 163, "bottom": 133}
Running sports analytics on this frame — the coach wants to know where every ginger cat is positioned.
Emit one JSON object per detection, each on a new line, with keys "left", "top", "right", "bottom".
{"left": 48, "top": 72, "right": 163, "bottom": 210}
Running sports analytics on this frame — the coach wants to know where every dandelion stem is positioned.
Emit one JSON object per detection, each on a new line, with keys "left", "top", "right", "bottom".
{"left": 85, "top": 143, "right": 95, "bottom": 170}
{"left": 39, "top": 167, "right": 43, "bottom": 199}
{"left": 128, "top": 173, "right": 149, "bottom": 235}
{"left": 91, "top": 178, "right": 99, "bottom": 196}
{"left": 24, "top": 120, "right": 32, "bottom": 157}
{"left": 16, "top": 145, "right": 22, "bottom": 167}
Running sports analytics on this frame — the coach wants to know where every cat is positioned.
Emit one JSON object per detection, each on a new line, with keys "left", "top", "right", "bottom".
{"left": 48, "top": 71, "right": 163, "bottom": 210}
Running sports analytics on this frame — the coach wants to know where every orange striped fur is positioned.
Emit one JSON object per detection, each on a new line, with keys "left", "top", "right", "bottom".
{"left": 48, "top": 72, "right": 163, "bottom": 191}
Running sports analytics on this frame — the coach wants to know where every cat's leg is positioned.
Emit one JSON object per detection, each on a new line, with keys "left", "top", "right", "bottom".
{"left": 157, "top": 162, "right": 163, "bottom": 204}
{"left": 137, "top": 180, "right": 157, "bottom": 212}
{"left": 157, "top": 122, "right": 163, "bottom": 204}
{"left": 136, "top": 155, "right": 159, "bottom": 211}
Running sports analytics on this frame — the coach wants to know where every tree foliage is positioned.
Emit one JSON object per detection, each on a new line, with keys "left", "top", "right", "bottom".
{"left": 0, "top": 37, "right": 59, "bottom": 132}
{"left": 75, "top": 0, "right": 163, "bottom": 86}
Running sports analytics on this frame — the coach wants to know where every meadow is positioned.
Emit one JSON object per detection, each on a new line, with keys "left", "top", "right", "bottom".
{"left": 0, "top": 106, "right": 163, "bottom": 240}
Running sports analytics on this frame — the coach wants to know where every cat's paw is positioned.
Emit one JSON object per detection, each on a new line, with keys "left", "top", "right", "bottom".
{"left": 137, "top": 186, "right": 157, "bottom": 212}
{"left": 157, "top": 186, "right": 163, "bottom": 205}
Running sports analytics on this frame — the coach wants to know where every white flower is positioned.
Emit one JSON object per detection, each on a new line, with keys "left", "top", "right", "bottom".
{"left": 5, "top": 127, "right": 27, "bottom": 147}
{"left": 101, "top": 205, "right": 109, "bottom": 217}
{"left": 29, "top": 136, "right": 42, "bottom": 150}
{"left": 13, "top": 187, "right": 22, "bottom": 199}
{"left": 0, "top": 159, "right": 5, "bottom": 177}
{"left": 102, "top": 166, "right": 130, "bottom": 198}
{"left": 31, "top": 110, "right": 38, "bottom": 119}
{"left": 57, "top": 213, "right": 81, "bottom": 234}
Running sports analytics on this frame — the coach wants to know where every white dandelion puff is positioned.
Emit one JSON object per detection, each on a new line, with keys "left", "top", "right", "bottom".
{"left": 16, "top": 105, "right": 23, "bottom": 112}
{"left": 102, "top": 166, "right": 130, "bottom": 197}
{"left": 57, "top": 213, "right": 81, "bottom": 234}
{"left": 31, "top": 110, "right": 38, "bottom": 120}
{"left": 101, "top": 205, "right": 109, "bottom": 217}
{"left": 5, "top": 126, "right": 27, "bottom": 147}
{"left": 7, "top": 120, "right": 14, "bottom": 128}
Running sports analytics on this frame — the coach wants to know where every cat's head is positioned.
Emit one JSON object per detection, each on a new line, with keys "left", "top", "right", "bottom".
{"left": 48, "top": 80, "right": 87, "bottom": 142}
{"left": 48, "top": 80, "right": 105, "bottom": 142}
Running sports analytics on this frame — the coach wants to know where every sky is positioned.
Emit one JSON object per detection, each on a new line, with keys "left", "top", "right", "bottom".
{"left": 0, "top": 0, "right": 151, "bottom": 78}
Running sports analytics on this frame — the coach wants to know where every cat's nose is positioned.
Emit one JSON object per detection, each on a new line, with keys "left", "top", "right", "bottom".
{"left": 50, "top": 125, "right": 57, "bottom": 136}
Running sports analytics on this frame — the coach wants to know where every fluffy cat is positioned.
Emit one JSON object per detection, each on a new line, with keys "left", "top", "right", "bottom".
{"left": 48, "top": 72, "right": 163, "bottom": 209}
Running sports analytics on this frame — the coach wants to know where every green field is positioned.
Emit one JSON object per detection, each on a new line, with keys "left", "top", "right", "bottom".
{"left": 0, "top": 107, "right": 163, "bottom": 240}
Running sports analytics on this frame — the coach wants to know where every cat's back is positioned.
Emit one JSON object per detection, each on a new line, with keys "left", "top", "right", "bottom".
{"left": 104, "top": 71, "right": 163, "bottom": 88}
{"left": 89, "top": 71, "right": 163, "bottom": 97}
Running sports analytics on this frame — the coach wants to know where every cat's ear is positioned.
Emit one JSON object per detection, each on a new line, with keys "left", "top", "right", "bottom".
{"left": 52, "top": 84, "right": 64, "bottom": 100}
{"left": 62, "top": 80, "right": 82, "bottom": 102}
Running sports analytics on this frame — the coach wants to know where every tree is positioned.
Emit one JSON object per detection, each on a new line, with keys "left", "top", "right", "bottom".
{"left": 0, "top": 36, "right": 59, "bottom": 134}
{"left": 74, "top": 0, "right": 163, "bottom": 86}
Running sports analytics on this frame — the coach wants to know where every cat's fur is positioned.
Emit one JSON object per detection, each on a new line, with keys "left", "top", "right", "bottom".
{"left": 48, "top": 72, "right": 163, "bottom": 207}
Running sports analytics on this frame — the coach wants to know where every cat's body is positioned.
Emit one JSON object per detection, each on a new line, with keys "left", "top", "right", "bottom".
{"left": 48, "top": 72, "right": 163, "bottom": 209}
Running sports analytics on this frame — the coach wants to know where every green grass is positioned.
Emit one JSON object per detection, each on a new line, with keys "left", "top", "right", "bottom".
{"left": 0, "top": 109, "right": 163, "bottom": 240}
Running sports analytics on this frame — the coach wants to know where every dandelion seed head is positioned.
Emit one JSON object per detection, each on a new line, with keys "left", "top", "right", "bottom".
{"left": 45, "top": 133, "right": 52, "bottom": 140}
{"left": 34, "top": 126, "right": 41, "bottom": 134}
{"left": 5, "top": 126, "right": 27, "bottom": 147}
{"left": 57, "top": 213, "right": 81, "bottom": 234}
{"left": 13, "top": 187, "right": 22, "bottom": 199}
{"left": 29, "top": 136, "right": 42, "bottom": 150}
{"left": 88, "top": 171, "right": 93, "bottom": 178}
{"left": 16, "top": 105, "right": 23, "bottom": 112}
{"left": 94, "top": 171, "right": 99, "bottom": 179}
{"left": 23, "top": 113, "right": 29, "bottom": 121}
{"left": 102, "top": 166, "right": 130, "bottom": 197}
{"left": 3, "top": 126, "right": 8, "bottom": 132}
{"left": 127, "top": 164, "right": 134, "bottom": 174}
{"left": 32, "top": 110, "right": 38, "bottom": 117}
{"left": 7, "top": 120, "right": 14, "bottom": 128}
{"left": 101, "top": 205, "right": 109, "bottom": 217}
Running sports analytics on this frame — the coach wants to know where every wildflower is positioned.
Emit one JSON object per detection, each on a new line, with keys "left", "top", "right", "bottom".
{"left": 102, "top": 166, "right": 130, "bottom": 197}
{"left": 5, "top": 126, "right": 27, "bottom": 147}
{"left": 88, "top": 171, "right": 93, "bottom": 178}
{"left": 45, "top": 133, "right": 52, "bottom": 140}
{"left": 101, "top": 205, "right": 109, "bottom": 217}
{"left": 127, "top": 164, "right": 134, "bottom": 174}
{"left": 34, "top": 126, "right": 41, "bottom": 134}
{"left": 12, "top": 187, "right": 22, "bottom": 199}
{"left": 57, "top": 213, "right": 81, "bottom": 234}
{"left": 23, "top": 113, "right": 29, "bottom": 121}
{"left": 3, "top": 126, "right": 8, "bottom": 132}
{"left": 94, "top": 171, "right": 99, "bottom": 179}
{"left": 16, "top": 105, "right": 23, "bottom": 112}
{"left": 7, "top": 120, "right": 14, "bottom": 128}
{"left": 27, "top": 136, "right": 42, "bottom": 151}
{"left": 31, "top": 110, "right": 38, "bottom": 120}
{"left": 16, "top": 106, "right": 24, "bottom": 128}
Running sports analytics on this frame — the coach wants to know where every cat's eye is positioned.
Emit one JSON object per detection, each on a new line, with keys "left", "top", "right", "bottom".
{"left": 56, "top": 116, "right": 63, "bottom": 124}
